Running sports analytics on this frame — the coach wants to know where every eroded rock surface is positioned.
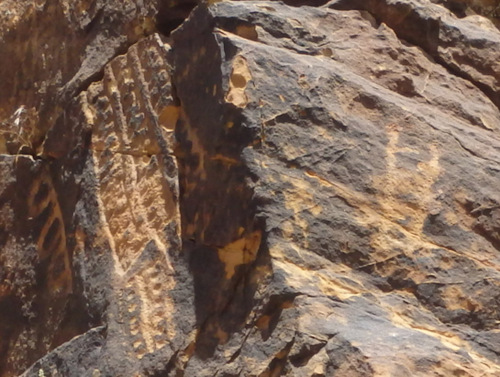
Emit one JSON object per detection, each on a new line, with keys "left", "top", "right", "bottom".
{"left": 1, "top": 0, "right": 500, "bottom": 376}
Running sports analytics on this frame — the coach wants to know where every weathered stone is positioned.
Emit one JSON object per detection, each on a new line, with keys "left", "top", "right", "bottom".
{"left": 330, "top": 0, "right": 500, "bottom": 110}
{"left": 170, "top": 1, "right": 500, "bottom": 375}
{"left": 0, "top": 154, "right": 79, "bottom": 376}
{"left": 432, "top": 0, "right": 500, "bottom": 26}
{"left": 2, "top": 33, "right": 196, "bottom": 377}
{"left": 1, "top": 0, "right": 500, "bottom": 376}
{"left": 0, "top": 0, "right": 196, "bottom": 151}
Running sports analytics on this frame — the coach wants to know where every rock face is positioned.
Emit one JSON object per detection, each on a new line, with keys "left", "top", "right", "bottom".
{"left": 1, "top": 0, "right": 500, "bottom": 376}
{"left": 432, "top": 0, "right": 500, "bottom": 26}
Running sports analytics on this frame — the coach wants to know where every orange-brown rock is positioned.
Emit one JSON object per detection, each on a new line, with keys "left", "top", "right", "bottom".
{"left": 1, "top": 0, "right": 500, "bottom": 376}
{"left": 0, "top": 0, "right": 196, "bottom": 151}
{"left": 433, "top": 0, "right": 500, "bottom": 26}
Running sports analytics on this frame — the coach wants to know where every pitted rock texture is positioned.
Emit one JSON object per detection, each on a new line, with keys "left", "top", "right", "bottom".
{"left": 1, "top": 33, "right": 195, "bottom": 377}
{"left": 1, "top": 0, "right": 500, "bottom": 376}
{"left": 170, "top": 2, "right": 500, "bottom": 375}
{"left": 0, "top": 0, "right": 196, "bottom": 151}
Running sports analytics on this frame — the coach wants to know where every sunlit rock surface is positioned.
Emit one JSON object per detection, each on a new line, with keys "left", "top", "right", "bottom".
{"left": 1, "top": 0, "right": 500, "bottom": 376}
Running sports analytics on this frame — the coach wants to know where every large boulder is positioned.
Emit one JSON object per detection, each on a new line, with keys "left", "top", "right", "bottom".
{"left": 1, "top": 0, "right": 500, "bottom": 376}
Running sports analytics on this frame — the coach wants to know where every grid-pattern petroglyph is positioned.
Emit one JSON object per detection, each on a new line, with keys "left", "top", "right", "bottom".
{"left": 81, "top": 34, "right": 180, "bottom": 273}
{"left": 74, "top": 35, "right": 182, "bottom": 360}
{"left": 121, "top": 246, "right": 178, "bottom": 358}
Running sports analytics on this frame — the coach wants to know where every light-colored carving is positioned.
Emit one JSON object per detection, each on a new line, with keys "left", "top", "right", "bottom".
{"left": 225, "top": 55, "right": 252, "bottom": 108}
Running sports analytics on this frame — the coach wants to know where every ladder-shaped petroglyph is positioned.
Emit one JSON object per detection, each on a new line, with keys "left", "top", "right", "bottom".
{"left": 81, "top": 35, "right": 180, "bottom": 273}
{"left": 120, "top": 246, "right": 179, "bottom": 359}
{"left": 72, "top": 35, "right": 184, "bottom": 360}
{"left": 25, "top": 162, "right": 73, "bottom": 295}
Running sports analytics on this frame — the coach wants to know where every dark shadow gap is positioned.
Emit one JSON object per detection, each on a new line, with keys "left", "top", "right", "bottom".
{"left": 156, "top": 1, "right": 198, "bottom": 36}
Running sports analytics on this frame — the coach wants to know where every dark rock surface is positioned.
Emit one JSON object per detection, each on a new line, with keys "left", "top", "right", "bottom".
{"left": 1, "top": 0, "right": 500, "bottom": 376}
